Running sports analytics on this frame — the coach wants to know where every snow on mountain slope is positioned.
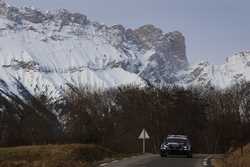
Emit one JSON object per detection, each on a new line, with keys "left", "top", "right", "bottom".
{"left": 1, "top": 0, "right": 249, "bottom": 94}
{"left": 177, "top": 52, "right": 250, "bottom": 89}
{"left": 0, "top": 1, "right": 188, "bottom": 96}
{"left": 0, "top": 18, "right": 144, "bottom": 95}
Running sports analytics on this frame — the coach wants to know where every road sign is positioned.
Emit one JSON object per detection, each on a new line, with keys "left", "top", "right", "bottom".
{"left": 138, "top": 129, "right": 150, "bottom": 153}
{"left": 138, "top": 129, "right": 150, "bottom": 139}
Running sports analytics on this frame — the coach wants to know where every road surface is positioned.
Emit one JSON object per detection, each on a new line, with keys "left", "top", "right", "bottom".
{"left": 100, "top": 154, "right": 210, "bottom": 167}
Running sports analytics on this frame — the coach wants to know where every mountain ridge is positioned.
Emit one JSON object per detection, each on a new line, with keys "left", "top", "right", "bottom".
{"left": 177, "top": 51, "right": 250, "bottom": 88}
{"left": 0, "top": 0, "right": 249, "bottom": 96}
{"left": 0, "top": 0, "right": 188, "bottom": 96}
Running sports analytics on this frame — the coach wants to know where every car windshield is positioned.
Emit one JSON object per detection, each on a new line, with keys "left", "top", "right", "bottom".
{"left": 166, "top": 138, "right": 188, "bottom": 144}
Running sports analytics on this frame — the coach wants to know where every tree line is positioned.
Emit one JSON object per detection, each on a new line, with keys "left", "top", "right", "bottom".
{"left": 0, "top": 80, "right": 250, "bottom": 154}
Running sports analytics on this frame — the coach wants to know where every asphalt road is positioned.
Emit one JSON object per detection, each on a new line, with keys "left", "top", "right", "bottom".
{"left": 101, "top": 154, "right": 209, "bottom": 167}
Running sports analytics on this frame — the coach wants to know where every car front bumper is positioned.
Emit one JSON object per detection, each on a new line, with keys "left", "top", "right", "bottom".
{"left": 160, "top": 149, "right": 191, "bottom": 155}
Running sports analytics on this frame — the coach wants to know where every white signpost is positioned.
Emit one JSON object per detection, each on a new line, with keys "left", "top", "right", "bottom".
{"left": 138, "top": 128, "right": 150, "bottom": 153}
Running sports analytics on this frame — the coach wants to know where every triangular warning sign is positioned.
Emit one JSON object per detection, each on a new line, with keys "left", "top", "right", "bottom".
{"left": 138, "top": 129, "right": 150, "bottom": 139}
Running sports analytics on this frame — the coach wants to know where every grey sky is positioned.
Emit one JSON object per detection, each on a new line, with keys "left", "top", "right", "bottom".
{"left": 7, "top": 0, "right": 250, "bottom": 64}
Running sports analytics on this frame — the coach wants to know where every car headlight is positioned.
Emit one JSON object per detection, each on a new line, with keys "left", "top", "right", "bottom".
{"left": 161, "top": 144, "right": 168, "bottom": 150}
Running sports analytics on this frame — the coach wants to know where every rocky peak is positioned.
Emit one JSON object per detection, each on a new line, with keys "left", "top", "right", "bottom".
{"left": 53, "top": 9, "right": 88, "bottom": 26}
{"left": 161, "top": 31, "right": 187, "bottom": 67}
{"left": 0, "top": 0, "right": 7, "bottom": 15}
{"left": 0, "top": 1, "right": 88, "bottom": 26}
{"left": 137, "top": 29, "right": 187, "bottom": 84}
{"left": 20, "top": 7, "right": 47, "bottom": 23}
{"left": 111, "top": 24, "right": 126, "bottom": 33}
{"left": 134, "top": 24, "right": 163, "bottom": 49}
{"left": 125, "top": 28, "right": 143, "bottom": 48}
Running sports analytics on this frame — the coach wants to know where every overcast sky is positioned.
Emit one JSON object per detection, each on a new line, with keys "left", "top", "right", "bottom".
{"left": 6, "top": 0, "right": 250, "bottom": 64}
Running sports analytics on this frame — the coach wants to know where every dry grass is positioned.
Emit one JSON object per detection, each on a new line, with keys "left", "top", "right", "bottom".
{"left": 0, "top": 144, "right": 115, "bottom": 167}
{"left": 213, "top": 144, "right": 250, "bottom": 167}
{"left": 212, "top": 159, "right": 225, "bottom": 167}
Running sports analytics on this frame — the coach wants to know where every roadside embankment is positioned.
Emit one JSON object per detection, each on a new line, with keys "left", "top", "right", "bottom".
{"left": 0, "top": 144, "right": 116, "bottom": 167}
{"left": 212, "top": 144, "right": 250, "bottom": 167}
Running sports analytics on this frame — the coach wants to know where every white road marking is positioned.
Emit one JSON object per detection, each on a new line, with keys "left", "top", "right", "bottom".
{"left": 99, "top": 163, "right": 108, "bottom": 166}
{"left": 111, "top": 160, "right": 119, "bottom": 163}
{"left": 202, "top": 158, "right": 208, "bottom": 166}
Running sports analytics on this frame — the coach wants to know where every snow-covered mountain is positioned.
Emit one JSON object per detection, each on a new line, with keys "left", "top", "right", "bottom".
{"left": 0, "top": 1, "right": 188, "bottom": 96}
{"left": 0, "top": 1, "right": 249, "bottom": 96}
{"left": 177, "top": 51, "right": 250, "bottom": 89}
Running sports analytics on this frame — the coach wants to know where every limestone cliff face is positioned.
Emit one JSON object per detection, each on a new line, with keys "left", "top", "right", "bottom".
{"left": 134, "top": 26, "right": 187, "bottom": 84}
{"left": 116, "top": 24, "right": 188, "bottom": 84}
